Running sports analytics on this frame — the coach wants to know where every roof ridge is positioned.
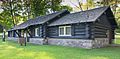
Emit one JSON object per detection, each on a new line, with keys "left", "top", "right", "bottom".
{"left": 70, "top": 6, "right": 109, "bottom": 14}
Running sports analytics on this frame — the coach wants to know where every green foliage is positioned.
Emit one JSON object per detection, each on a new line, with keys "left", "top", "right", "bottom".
{"left": 115, "top": 11, "right": 120, "bottom": 29}
{"left": 30, "top": 0, "right": 72, "bottom": 17}
{"left": 116, "top": 29, "right": 120, "bottom": 33}
{"left": 59, "top": 6, "right": 73, "bottom": 11}
{"left": 0, "top": 0, "right": 72, "bottom": 30}
{"left": 0, "top": 25, "right": 3, "bottom": 32}
{"left": 0, "top": 11, "right": 13, "bottom": 29}
{"left": 0, "top": 0, "right": 27, "bottom": 30}
{"left": 115, "top": 33, "right": 120, "bottom": 44}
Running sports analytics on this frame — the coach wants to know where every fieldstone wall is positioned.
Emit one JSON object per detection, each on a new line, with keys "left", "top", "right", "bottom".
{"left": 7, "top": 37, "right": 18, "bottom": 41}
{"left": 48, "top": 38, "right": 93, "bottom": 49}
{"left": 48, "top": 38, "right": 109, "bottom": 49}
{"left": 92, "top": 38, "right": 109, "bottom": 48}
{"left": 29, "top": 38, "right": 44, "bottom": 45}
{"left": 7, "top": 37, "right": 109, "bottom": 49}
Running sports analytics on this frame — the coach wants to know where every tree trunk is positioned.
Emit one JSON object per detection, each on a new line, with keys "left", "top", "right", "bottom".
{"left": 9, "top": 0, "right": 15, "bottom": 26}
{"left": 2, "top": 27, "right": 5, "bottom": 42}
{"left": 77, "top": 0, "right": 83, "bottom": 11}
{"left": 113, "top": 0, "right": 117, "bottom": 15}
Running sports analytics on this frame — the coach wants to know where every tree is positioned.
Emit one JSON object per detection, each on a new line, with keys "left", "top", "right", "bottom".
{"left": 0, "top": 0, "right": 26, "bottom": 26}
{"left": 0, "top": 0, "right": 27, "bottom": 41}
{"left": 30, "top": 0, "right": 72, "bottom": 17}
{"left": 0, "top": 10, "right": 13, "bottom": 41}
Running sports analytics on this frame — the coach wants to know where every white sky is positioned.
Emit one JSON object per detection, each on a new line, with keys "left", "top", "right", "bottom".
{"left": 61, "top": 0, "right": 87, "bottom": 7}
{"left": 0, "top": 0, "right": 120, "bottom": 13}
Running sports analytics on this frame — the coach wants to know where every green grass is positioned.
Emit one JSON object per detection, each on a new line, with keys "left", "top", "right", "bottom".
{"left": 115, "top": 33, "right": 120, "bottom": 44}
{"left": 116, "top": 29, "right": 120, "bottom": 33}
{"left": 0, "top": 40, "right": 120, "bottom": 59}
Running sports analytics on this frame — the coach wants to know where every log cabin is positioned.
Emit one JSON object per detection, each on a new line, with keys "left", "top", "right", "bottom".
{"left": 8, "top": 6, "right": 117, "bottom": 48}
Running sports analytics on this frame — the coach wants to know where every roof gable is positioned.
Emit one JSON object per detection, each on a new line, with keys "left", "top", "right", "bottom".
{"left": 48, "top": 6, "right": 109, "bottom": 26}
{"left": 31, "top": 10, "right": 69, "bottom": 25}
{"left": 10, "top": 10, "right": 69, "bottom": 30}
{"left": 105, "top": 7, "right": 118, "bottom": 29}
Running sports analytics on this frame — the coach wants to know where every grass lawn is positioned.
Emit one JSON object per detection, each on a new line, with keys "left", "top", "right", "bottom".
{"left": 0, "top": 40, "right": 120, "bottom": 59}
{"left": 115, "top": 33, "right": 120, "bottom": 44}
{"left": 0, "top": 33, "right": 120, "bottom": 59}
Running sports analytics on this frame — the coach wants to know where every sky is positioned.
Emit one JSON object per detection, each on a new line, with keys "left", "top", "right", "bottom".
{"left": 61, "top": 0, "right": 120, "bottom": 12}
{"left": 61, "top": 0, "right": 87, "bottom": 7}
{"left": 61, "top": 0, "right": 120, "bottom": 7}
{"left": 0, "top": 1, "right": 3, "bottom": 13}
{"left": 0, "top": 0, "right": 120, "bottom": 13}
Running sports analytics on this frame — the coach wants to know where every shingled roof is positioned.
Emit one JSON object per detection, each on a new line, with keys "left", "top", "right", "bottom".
{"left": 10, "top": 10, "right": 69, "bottom": 30}
{"left": 48, "top": 6, "right": 110, "bottom": 26}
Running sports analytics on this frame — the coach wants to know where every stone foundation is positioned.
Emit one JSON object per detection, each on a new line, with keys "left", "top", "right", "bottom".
{"left": 7, "top": 37, "right": 109, "bottom": 49}
{"left": 92, "top": 38, "right": 109, "bottom": 48}
{"left": 48, "top": 38, "right": 93, "bottom": 49}
{"left": 29, "top": 38, "right": 44, "bottom": 45}
{"left": 7, "top": 37, "right": 19, "bottom": 41}
{"left": 48, "top": 38, "right": 109, "bottom": 49}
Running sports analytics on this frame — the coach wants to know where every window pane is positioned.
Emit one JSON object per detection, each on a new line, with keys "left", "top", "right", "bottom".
{"left": 66, "top": 27, "right": 71, "bottom": 35}
{"left": 37, "top": 28, "right": 39, "bottom": 36}
{"left": 59, "top": 28, "right": 64, "bottom": 35}
{"left": 21, "top": 30, "right": 24, "bottom": 37}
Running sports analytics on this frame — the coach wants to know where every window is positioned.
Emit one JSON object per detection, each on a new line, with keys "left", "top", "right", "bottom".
{"left": 21, "top": 30, "right": 24, "bottom": 37}
{"left": 27, "top": 29, "right": 30, "bottom": 37}
{"left": 11, "top": 31, "right": 13, "bottom": 37}
{"left": 59, "top": 26, "right": 71, "bottom": 36}
{"left": 35, "top": 28, "right": 39, "bottom": 36}
{"left": 59, "top": 27, "right": 64, "bottom": 35}
{"left": 66, "top": 27, "right": 71, "bottom": 35}
{"left": 16, "top": 30, "right": 18, "bottom": 37}
{"left": 10, "top": 31, "right": 13, "bottom": 37}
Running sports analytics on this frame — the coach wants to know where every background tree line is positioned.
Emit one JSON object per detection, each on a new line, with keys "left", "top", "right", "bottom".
{"left": 0, "top": 0, "right": 72, "bottom": 31}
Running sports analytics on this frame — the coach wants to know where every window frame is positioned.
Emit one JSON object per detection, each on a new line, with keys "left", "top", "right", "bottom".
{"left": 59, "top": 26, "right": 71, "bottom": 36}
{"left": 11, "top": 31, "right": 13, "bottom": 37}
{"left": 35, "top": 28, "right": 39, "bottom": 37}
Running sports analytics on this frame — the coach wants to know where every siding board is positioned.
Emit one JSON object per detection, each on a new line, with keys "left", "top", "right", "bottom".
{"left": 90, "top": 13, "right": 111, "bottom": 38}
{"left": 48, "top": 23, "right": 88, "bottom": 39}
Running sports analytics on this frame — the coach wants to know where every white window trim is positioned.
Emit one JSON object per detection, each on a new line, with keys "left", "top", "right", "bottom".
{"left": 21, "top": 30, "right": 24, "bottom": 37}
{"left": 35, "top": 28, "right": 39, "bottom": 36}
{"left": 59, "top": 26, "right": 71, "bottom": 36}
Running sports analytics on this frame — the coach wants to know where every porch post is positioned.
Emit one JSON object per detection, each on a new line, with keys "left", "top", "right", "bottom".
{"left": 43, "top": 24, "right": 48, "bottom": 45}
{"left": 108, "top": 29, "right": 114, "bottom": 44}
{"left": 2, "top": 28, "right": 5, "bottom": 42}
